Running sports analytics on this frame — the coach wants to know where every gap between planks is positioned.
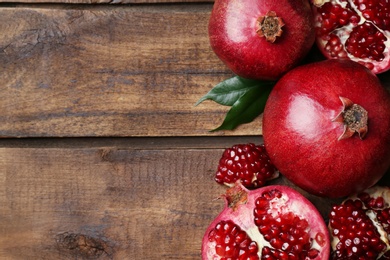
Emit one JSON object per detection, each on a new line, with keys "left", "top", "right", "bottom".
{"left": 0, "top": 136, "right": 263, "bottom": 149}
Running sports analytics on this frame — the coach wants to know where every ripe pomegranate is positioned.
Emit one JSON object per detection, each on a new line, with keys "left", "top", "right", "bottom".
{"left": 329, "top": 186, "right": 390, "bottom": 259}
{"left": 262, "top": 59, "right": 390, "bottom": 198}
{"left": 311, "top": 0, "right": 390, "bottom": 74}
{"left": 202, "top": 183, "right": 330, "bottom": 259}
{"left": 208, "top": 0, "right": 315, "bottom": 80}
{"left": 215, "top": 143, "right": 279, "bottom": 189}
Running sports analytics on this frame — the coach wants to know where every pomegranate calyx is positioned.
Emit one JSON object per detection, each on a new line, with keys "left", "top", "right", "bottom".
{"left": 332, "top": 96, "right": 368, "bottom": 141}
{"left": 225, "top": 182, "right": 248, "bottom": 210}
{"left": 256, "top": 11, "right": 285, "bottom": 43}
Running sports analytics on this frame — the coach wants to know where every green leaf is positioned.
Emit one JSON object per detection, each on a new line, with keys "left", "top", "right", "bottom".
{"left": 195, "top": 76, "right": 267, "bottom": 106}
{"left": 212, "top": 84, "right": 273, "bottom": 131}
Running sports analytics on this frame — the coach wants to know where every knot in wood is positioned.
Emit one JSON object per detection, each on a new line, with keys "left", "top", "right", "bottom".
{"left": 56, "top": 232, "right": 112, "bottom": 259}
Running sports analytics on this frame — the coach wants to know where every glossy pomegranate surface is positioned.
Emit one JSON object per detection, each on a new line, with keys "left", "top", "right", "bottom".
{"left": 311, "top": 0, "right": 390, "bottom": 74}
{"left": 208, "top": 0, "right": 315, "bottom": 80}
{"left": 262, "top": 59, "right": 390, "bottom": 198}
{"left": 202, "top": 183, "right": 330, "bottom": 259}
{"left": 329, "top": 186, "right": 390, "bottom": 259}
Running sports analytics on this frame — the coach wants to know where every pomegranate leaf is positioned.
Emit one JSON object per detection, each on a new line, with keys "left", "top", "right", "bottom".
{"left": 212, "top": 83, "right": 273, "bottom": 131}
{"left": 195, "top": 76, "right": 266, "bottom": 106}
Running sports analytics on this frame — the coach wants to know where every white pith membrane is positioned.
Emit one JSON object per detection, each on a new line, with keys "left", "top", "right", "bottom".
{"left": 206, "top": 186, "right": 327, "bottom": 259}
{"left": 312, "top": 0, "right": 390, "bottom": 74}
{"left": 330, "top": 186, "right": 390, "bottom": 258}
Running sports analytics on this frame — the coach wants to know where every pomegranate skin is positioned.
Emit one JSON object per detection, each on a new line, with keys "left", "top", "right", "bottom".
{"left": 262, "top": 59, "right": 390, "bottom": 198}
{"left": 208, "top": 0, "right": 315, "bottom": 81}
{"left": 202, "top": 184, "right": 330, "bottom": 259}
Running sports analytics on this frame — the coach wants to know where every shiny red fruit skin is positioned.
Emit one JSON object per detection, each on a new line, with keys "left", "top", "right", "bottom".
{"left": 262, "top": 59, "right": 390, "bottom": 198}
{"left": 208, "top": 0, "right": 315, "bottom": 80}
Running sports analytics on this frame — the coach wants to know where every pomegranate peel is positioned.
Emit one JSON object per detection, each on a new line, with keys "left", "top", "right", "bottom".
{"left": 202, "top": 183, "right": 330, "bottom": 259}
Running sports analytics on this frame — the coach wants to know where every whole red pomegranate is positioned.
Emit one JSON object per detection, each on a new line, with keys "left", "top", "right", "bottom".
{"left": 329, "top": 186, "right": 390, "bottom": 259}
{"left": 202, "top": 183, "right": 330, "bottom": 259}
{"left": 311, "top": 0, "right": 390, "bottom": 74}
{"left": 208, "top": 0, "right": 315, "bottom": 80}
{"left": 262, "top": 59, "right": 390, "bottom": 198}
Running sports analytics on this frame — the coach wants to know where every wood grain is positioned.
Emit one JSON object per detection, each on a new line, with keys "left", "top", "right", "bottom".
{"left": 1, "top": 2, "right": 389, "bottom": 260}
{"left": 0, "top": 142, "right": 346, "bottom": 259}
{"left": 0, "top": 146, "right": 223, "bottom": 259}
{"left": 0, "top": 5, "right": 268, "bottom": 138}
{"left": 1, "top": 5, "right": 389, "bottom": 138}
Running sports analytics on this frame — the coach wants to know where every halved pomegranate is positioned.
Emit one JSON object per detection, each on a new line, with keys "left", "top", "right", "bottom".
{"left": 202, "top": 183, "right": 330, "bottom": 259}
{"left": 311, "top": 0, "right": 390, "bottom": 74}
{"left": 329, "top": 186, "right": 390, "bottom": 259}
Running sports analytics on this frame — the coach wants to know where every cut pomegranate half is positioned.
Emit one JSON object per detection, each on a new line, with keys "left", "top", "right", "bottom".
{"left": 202, "top": 183, "right": 330, "bottom": 259}
{"left": 311, "top": 0, "right": 390, "bottom": 74}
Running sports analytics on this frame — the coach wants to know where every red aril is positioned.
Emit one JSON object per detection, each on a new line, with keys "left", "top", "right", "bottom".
{"left": 202, "top": 183, "right": 330, "bottom": 259}
{"left": 208, "top": 0, "right": 315, "bottom": 80}
{"left": 262, "top": 59, "right": 390, "bottom": 198}
{"left": 311, "top": 0, "right": 390, "bottom": 74}
{"left": 329, "top": 186, "right": 390, "bottom": 259}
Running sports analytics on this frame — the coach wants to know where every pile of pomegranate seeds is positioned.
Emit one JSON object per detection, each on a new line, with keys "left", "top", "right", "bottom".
{"left": 215, "top": 143, "right": 278, "bottom": 189}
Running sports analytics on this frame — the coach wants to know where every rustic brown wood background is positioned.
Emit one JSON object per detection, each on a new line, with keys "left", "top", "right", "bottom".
{"left": 1, "top": 1, "right": 389, "bottom": 259}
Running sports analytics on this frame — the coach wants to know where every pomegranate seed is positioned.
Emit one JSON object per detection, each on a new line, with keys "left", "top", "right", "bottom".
{"left": 307, "top": 249, "right": 319, "bottom": 258}
{"left": 235, "top": 231, "right": 246, "bottom": 243}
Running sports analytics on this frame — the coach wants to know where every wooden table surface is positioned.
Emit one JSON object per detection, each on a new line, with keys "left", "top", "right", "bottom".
{"left": 1, "top": 1, "right": 389, "bottom": 259}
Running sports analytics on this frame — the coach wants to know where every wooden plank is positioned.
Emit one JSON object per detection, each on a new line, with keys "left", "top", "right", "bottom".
{"left": 0, "top": 141, "right": 345, "bottom": 259}
{"left": 1, "top": 5, "right": 389, "bottom": 138}
{"left": 0, "top": 146, "right": 224, "bottom": 259}
{"left": 1, "top": 5, "right": 267, "bottom": 138}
